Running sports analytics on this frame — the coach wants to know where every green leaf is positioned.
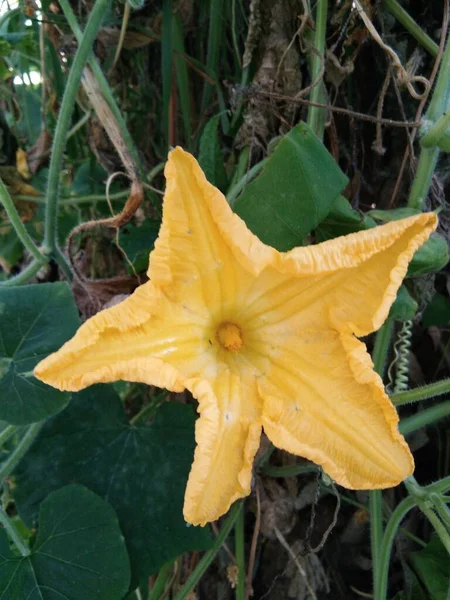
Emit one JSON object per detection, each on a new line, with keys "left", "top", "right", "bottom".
{"left": 0, "top": 484, "right": 130, "bottom": 600}
{"left": 119, "top": 219, "right": 161, "bottom": 272}
{"left": 422, "top": 293, "right": 450, "bottom": 328}
{"left": 233, "top": 122, "right": 349, "bottom": 251}
{"left": 315, "top": 195, "right": 376, "bottom": 241}
{"left": 0, "top": 283, "right": 80, "bottom": 424}
{"left": 368, "top": 207, "right": 420, "bottom": 222}
{"left": 0, "top": 225, "right": 23, "bottom": 270}
{"left": 72, "top": 160, "right": 109, "bottom": 195}
{"left": 198, "top": 115, "right": 228, "bottom": 190}
{"left": 407, "top": 234, "right": 449, "bottom": 277}
{"left": 389, "top": 285, "right": 418, "bottom": 322}
{"left": 410, "top": 535, "right": 450, "bottom": 600}
{"left": 12, "top": 385, "right": 212, "bottom": 585}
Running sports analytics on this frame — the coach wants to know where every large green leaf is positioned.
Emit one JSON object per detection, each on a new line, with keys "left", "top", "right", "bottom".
{"left": 198, "top": 115, "right": 228, "bottom": 190}
{"left": 410, "top": 535, "right": 450, "bottom": 600}
{"left": 0, "top": 283, "right": 80, "bottom": 424}
{"left": 12, "top": 385, "right": 211, "bottom": 585}
{"left": 389, "top": 285, "right": 418, "bottom": 322}
{"left": 423, "top": 293, "right": 450, "bottom": 328}
{"left": 0, "top": 484, "right": 130, "bottom": 600}
{"left": 314, "top": 195, "right": 376, "bottom": 242}
{"left": 407, "top": 234, "right": 449, "bottom": 277}
{"left": 233, "top": 122, "right": 348, "bottom": 251}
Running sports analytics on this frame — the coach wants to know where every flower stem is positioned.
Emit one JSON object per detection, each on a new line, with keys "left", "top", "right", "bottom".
{"left": 421, "top": 110, "right": 450, "bottom": 147}
{"left": 399, "top": 401, "right": 450, "bottom": 435}
{"left": 408, "top": 29, "right": 450, "bottom": 209}
{"left": 148, "top": 559, "right": 175, "bottom": 600}
{"left": 430, "top": 493, "right": 450, "bottom": 528}
{"left": 375, "top": 496, "right": 416, "bottom": 600}
{"left": 428, "top": 476, "right": 450, "bottom": 495}
{"left": 173, "top": 502, "right": 242, "bottom": 600}
{"left": 404, "top": 477, "right": 450, "bottom": 554}
{"left": 0, "top": 422, "right": 42, "bottom": 481}
{"left": 0, "top": 506, "right": 30, "bottom": 557}
{"left": 44, "top": 0, "right": 111, "bottom": 254}
{"left": 391, "top": 378, "right": 450, "bottom": 406}
{"left": 372, "top": 319, "right": 394, "bottom": 375}
{"left": 307, "top": 0, "right": 328, "bottom": 139}
{"left": 0, "top": 425, "right": 17, "bottom": 448}
{"left": 0, "top": 259, "right": 44, "bottom": 288}
{"left": 370, "top": 320, "right": 393, "bottom": 598}
{"left": 383, "top": 0, "right": 438, "bottom": 57}
{"left": 0, "top": 179, "right": 47, "bottom": 265}
{"left": 235, "top": 504, "right": 245, "bottom": 600}
{"left": 369, "top": 490, "right": 383, "bottom": 593}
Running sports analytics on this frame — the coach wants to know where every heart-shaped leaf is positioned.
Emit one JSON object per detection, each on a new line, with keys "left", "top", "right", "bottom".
{"left": 232, "top": 122, "right": 348, "bottom": 251}
{"left": 0, "top": 283, "right": 80, "bottom": 424}
{"left": 0, "top": 484, "right": 130, "bottom": 600}
{"left": 12, "top": 385, "right": 211, "bottom": 585}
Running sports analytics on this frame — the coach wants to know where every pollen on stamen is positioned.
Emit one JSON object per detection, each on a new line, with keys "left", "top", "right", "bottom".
{"left": 216, "top": 322, "right": 243, "bottom": 352}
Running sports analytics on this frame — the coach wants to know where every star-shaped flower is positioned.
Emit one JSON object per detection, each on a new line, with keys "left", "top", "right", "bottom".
{"left": 35, "top": 148, "right": 437, "bottom": 526}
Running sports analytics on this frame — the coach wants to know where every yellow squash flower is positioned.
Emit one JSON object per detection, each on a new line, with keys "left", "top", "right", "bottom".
{"left": 35, "top": 148, "right": 437, "bottom": 526}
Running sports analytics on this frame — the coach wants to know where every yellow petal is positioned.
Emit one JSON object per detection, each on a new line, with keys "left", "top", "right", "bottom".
{"left": 183, "top": 370, "right": 262, "bottom": 526}
{"left": 257, "top": 328, "right": 413, "bottom": 488}
{"left": 238, "top": 213, "right": 437, "bottom": 339}
{"left": 148, "top": 148, "right": 275, "bottom": 317}
{"left": 279, "top": 213, "right": 437, "bottom": 336}
{"left": 34, "top": 282, "right": 210, "bottom": 392}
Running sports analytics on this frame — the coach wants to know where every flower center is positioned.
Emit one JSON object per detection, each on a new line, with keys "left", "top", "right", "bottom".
{"left": 216, "top": 322, "right": 243, "bottom": 352}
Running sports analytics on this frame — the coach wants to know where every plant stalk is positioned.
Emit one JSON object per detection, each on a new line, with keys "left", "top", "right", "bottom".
{"left": 173, "top": 502, "right": 242, "bottom": 600}
{"left": 0, "top": 506, "right": 30, "bottom": 557}
{"left": 0, "top": 422, "right": 42, "bottom": 481}
{"left": 235, "top": 504, "right": 245, "bottom": 600}
{"left": 399, "top": 401, "right": 450, "bottom": 435}
{"left": 148, "top": 559, "right": 175, "bottom": 600}
{"left": 391, "top": 378, "right": 450, "bottom": 406}
{"left": 375, "top": 496, "right": 416, "bottom": 600}
{"left": 409, "top": 29, "right": 450, "bottom": 209}
{"left": 44, "top": 0, "right": 111, "bottom": 254}
{"left": 370, "top": 319, "right": 393, "bottom": 598}
{"left": 307, "top": 0, "right": 328, "bottom": 139}
{"left": 383, "top": 0, "right": 438, "bottom": 56}
{"left": 0, "top": 179, "right": 47, "bottom": 265}
{"left": 0, "top": 259, "right": 44, "bottom": 288}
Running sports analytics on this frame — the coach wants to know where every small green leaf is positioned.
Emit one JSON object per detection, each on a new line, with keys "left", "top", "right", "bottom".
{"left": 389, "top": 285, "right": 418, "bottom": 322}
{"left": 408, "top": 234, "right": 449, "bottom": 277}
{"left": 12, "top": 385, "right": 212, "bottom": 585}
{"left": 315, "top": 195, "right": 376, "bottom": 241}
{"left": 72, "top": 161, "right": 108, "bottom": 195}
{"left": 0, "top": 484, "right": 130, "bottom": 600}
{"left": 422, "top": 293, "right": 450, "bottom": 328}
{"left": 0, "top": 283, "right": 80, "bottom": 424}
{"left": 198, "top": 115, "right": 228, "bottom": 190}
{"left": 0, "top": 225, "right": 23, "bottom": 270}
{"left": 410, "top": 535, "right": 450, "bottom": 600}
{"left": 119, "top": 219, "right": 161, "bottom": 272}
{"left": 368, "top": 207, "right": 420, "bottom": 221}
{"left": 233, "top": 122, "right": 348, "bottom": 251}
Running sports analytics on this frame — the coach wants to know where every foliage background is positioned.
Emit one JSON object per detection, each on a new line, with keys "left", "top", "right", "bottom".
{"left": 1, "top": 0, "right": 450, "bottom": 599}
